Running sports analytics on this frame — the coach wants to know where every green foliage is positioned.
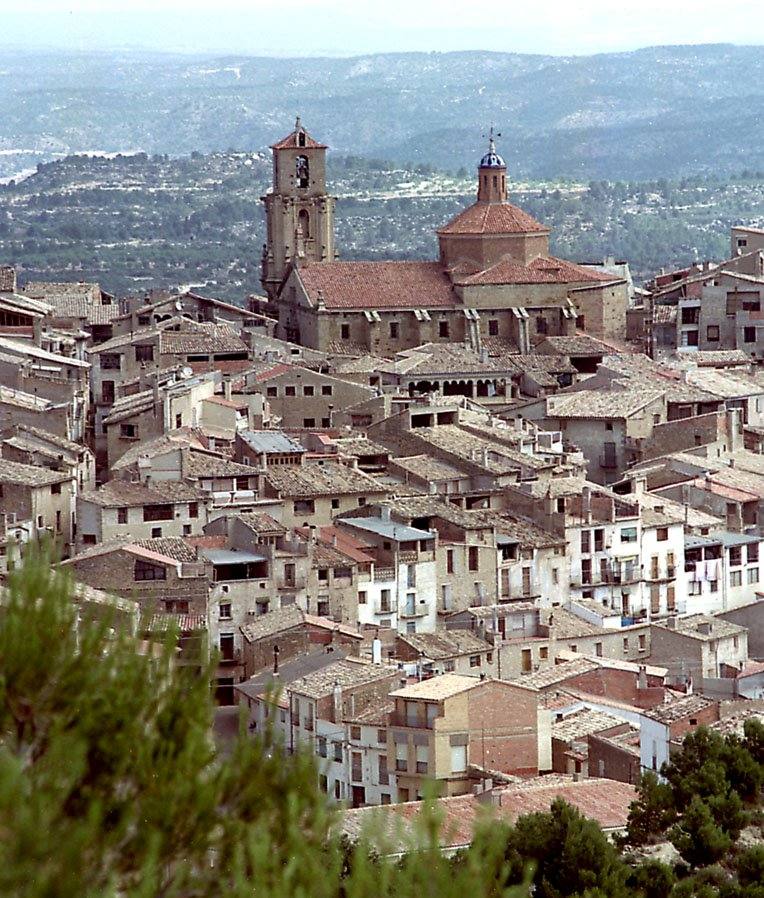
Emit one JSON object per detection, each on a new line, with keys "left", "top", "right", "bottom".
{"left": 626, "top": 771, "right": 677, "bottom": 845}
{"left": 670, "top": 797, "right": 733, "bottom": 868}
{"left": 504, "top": 797, "right": 630, "bottom": 898}
{"left": 629, "top": 859, "right": 675, "bottom": 898}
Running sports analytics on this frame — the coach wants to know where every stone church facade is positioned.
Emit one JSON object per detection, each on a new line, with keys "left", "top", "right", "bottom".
{"left": 258, "top": 120, "right": 627, "bottom": 356}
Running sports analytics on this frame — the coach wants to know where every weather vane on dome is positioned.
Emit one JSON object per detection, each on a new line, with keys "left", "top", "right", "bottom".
{"left": 484, "top": 124, "right": 502, "bottom": 153}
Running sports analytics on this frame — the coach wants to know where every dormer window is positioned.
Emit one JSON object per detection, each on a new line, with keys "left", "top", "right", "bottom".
{"left": 298, "top": 130, "right": 306, "bottom": 147}
{"left": 296, "top": 155, "right": 309, "bottom": 189}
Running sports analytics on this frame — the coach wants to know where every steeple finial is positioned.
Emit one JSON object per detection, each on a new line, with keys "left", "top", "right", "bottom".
{"left": 295, "top": 115, "right": 302, "bottom": 131}
{"left": 485, "top": 124, "right": 501, "bottom": 155}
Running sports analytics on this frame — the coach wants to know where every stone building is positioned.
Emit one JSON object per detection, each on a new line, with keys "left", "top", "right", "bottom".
{"left": 260, "top": 122, "right": 628, "bottom": 355}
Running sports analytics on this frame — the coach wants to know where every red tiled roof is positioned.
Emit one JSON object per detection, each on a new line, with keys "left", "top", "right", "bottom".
{"left": 438, "top": 200, "right": 549, "bottom": 236}
{"left": 297, "top": 261, "right": 457, "bottom": 310}
{"left": 270, "top": 126, "right": 327, "bottom": 150}
{"left": 457, "top": 255, "right": 616, "bottom": 286}
{"left": 251, "top": 362, "right": 293, "bottom": 382}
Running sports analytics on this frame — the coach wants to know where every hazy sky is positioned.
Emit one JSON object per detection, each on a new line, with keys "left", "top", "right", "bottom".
{"left": 5, "top": 0, "right": 764, "bottom": 56}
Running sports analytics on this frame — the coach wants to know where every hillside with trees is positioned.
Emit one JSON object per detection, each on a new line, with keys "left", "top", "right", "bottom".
{"left": 0, "top": 152, "right": 762, "bottom": 300}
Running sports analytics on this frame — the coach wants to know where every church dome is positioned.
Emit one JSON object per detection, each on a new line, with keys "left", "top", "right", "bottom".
{"left": 479, "top": 149, "right": 505, "bottom": 169}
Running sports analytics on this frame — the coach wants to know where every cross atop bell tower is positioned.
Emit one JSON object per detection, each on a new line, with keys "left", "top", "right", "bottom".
{"left": 260, "top": 118, "right": 336, "bottom": 301}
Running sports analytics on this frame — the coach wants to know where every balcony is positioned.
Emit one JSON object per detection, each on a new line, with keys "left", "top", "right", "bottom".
{"left": 400, "top": 605, "right": 429, "bottom": 619}
{"left": 374, "top": 602, "right": 393, "bottom": 615}
{"left": 276, "top": 576, "right": 307, "bottom": 591}
{"left": 373, "top": 567, "right": 396, "bottom": 582}
{"left": 219, "top": 648, "right": 242, "bottom": 665}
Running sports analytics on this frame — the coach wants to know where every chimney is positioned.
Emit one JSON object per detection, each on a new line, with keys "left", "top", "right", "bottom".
{"left": 698, "top": 621, "right": 712, "bottom": 636}
{"left": 372, "top": 638, "right": 382, "bottom": 664}
{"left": 309, "top": 524, "right": 317, "bottom": 545}
{"left": 380, "top": 506, "right": 391, "bottom": 522}
{"left": 638, "top": 664, "right": 647, "bottom": 690}
{"left": 482, "top": 448, "right": 490, "bottom": 467}
{"left": 581, "top": 487, "right": 592, "bottom": 524}
{"left": 223, "top": 380, "right": 233, "bottom": 401}
{"left": 633, "top": 476, "right": 647, "bottom": 495}
{"left": 0, "top": 265, "right": 18, "bottom": 293}
{"left": 273, "top": 643, "right": 280, "bottom": 676}
{"left": 726, "top": 407, "right": 742, "bottom": 454}
{"left": 332, "top": 681, "right": 343, "bottom": 723}
{"left": 666, "top": 615, "right": 677, "bottom": 630}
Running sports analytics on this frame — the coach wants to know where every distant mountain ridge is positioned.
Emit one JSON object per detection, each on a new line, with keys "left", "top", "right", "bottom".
{"left": 0, "top": 44, "right": 762, "bottom": 180}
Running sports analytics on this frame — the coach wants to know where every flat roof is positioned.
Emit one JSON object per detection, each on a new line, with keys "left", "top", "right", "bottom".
{"left": 199, "top": 548, "right": 267, "bottom": 565}
{"left": 339, "top": 517, "right": 433, "bottom": 542}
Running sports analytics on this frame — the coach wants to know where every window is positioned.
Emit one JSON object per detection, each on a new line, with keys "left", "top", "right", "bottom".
{"left": 285, "top": 385, "right": 296, "bottom": 397}
{"left": 446, "top": 549, "right": 454, "bottom": 574}
{"left": 469, "top": 655, "right": 480, "bottom": 668}
{"left": 165, "top": 599, "right": 189, "bottom": 614}
{"left": 266, "top": 386, "right": 277, "bottom": 397}
{"left": 189, "top": 502, "right": 198, "bottom": 519}
{"left": 151, "top": 527, "right": 162, "bottom": 538}
{"left": 744, "top": 326, "right": 756, "bottom": 343}
{"left": 358, "top": 591, "right": 367, "bottom": 605}
{"left": 581, "top": 558, "right": 591, "bottom": 585}
{"left": 303, "top": 418, "right": 315, "bottom": 428}
{"left": 143, "top": 504, "right": 173, "bottom": 522}
{"left": 378, "top": 755, "right": 389, "bottom": 785}
{"left": 581, "top": 530, "right": 590, "bottom": 554}
{"left": 621, "top": 527, "right": 637, "bottom": 543}
{"left": 350, "top": 726, "right": 361, "bottom": 741}
{"left": 639, "top": 634, "right": 646, "bottom": 651}
{"left": 657, "top": 527, "right": 668, "bottom": 542}
{"left": 731, "top": 570, "right": 743, "bottom": 587}
{"left": 101, "top": 353, "right": 121, "bottom": 370}
{"left": 468, "top": 546, "right": 479, "bottom": 571}
{"left": 331, "top": 498, "right": 340, "bottom": 510}
{"left": 381, "top": 793, "right": 391, "bottom": 804}
{"left": 450, "top": 744, "right": 467, "bottom": 774}
{"left": 321, "top": 384, "right": 332, "bottom": 396}
{"left": 749, "top": 567, "right": 759, "bottom": 584}
{"left": 439, "top": 320, "right": 449, "bottom": 338}
{"left": 340, "top": 324, "right": 350, "bottom": 340}
{"left": 748, "top": 543, "right": 759, "bottom": 563}
{"left": 395, "top": 741, "right": 407, "bottom": 772}
{"left": 294, "top": 499, "right": 315, "bottom": 515}
{"left": 135, "top": 344, "right": 154, "bottom": 362}
{"left": 219, "top": 603, "right": 232, "bottom": 619}
{"left": 82, "top": 534, "right": 97, "bottom": 545}
{"left": 557, "top": 498, "right": 565, "bottom": 514}
{"left": 730, "top": 546, "right": 742, "bottom": 566}
{"left": 539, "top": 647, "right": 549, "bottom": 660}
{"left": 295, "top": 154, "right": 309, "bottom": 188}
{"left": 134, "top": 560, "right": 166, "bottom": 581}
{"left": 117, "top": 507, "right": 128, "bottom": 524}
{"left": 120, "top": 423, "right": 138, "bottom": 439}
{"left": 595, "top": 642, "right": 603, "bottom": 657}
{"left": 303, "top": 385, "right": 314, "bottom": 396}
{"left": 623, "top": 637, "right": 629, "bottom": 651}
{"left": 317, "top": 737, "right": 327, "bottom": 758}
{"left": 377, "top": 728, "right": 386, "bottom": 744}
{"left": 389, "top": 321, "right": 399, "bottom": 339}
{"left": 706, "top": 325, "right": 720, "bottom": 342}
{"left": 488, "top": 319, "right": 499, "bottom": 336}
{"left": 379, "top": 589, "right": 391, "bottom": 613}
{"left": 415, "top": 744, "right": 428, "bottom": 775}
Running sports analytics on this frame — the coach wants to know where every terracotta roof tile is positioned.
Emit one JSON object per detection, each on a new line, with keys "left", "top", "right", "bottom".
{"left": 438, "top": 200, "right": 549, "bottom": 236}
{"left": 297, "top": 261, "right": 457, "bottom": 310}
{"left": 457, "top": 255, "right": 616, "bottom": 286}
{"left": 270, "top": 125, "right": 327, "bottom": 150}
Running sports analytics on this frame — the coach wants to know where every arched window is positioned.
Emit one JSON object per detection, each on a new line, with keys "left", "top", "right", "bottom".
{"left": 298, "top": 209, "right": 310, "bottom": 238}
{"left": 296, "top": 155, "right": 309, "bottom": 188}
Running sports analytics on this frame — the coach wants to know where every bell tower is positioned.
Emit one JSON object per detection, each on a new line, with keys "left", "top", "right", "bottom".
{"left": 260, "top": 117, "right": 336, "bottom": 301}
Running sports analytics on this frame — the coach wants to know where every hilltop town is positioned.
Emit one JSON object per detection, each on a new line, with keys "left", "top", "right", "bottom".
{"left": 1, "top": 117, "right": 763, "bottom": 852}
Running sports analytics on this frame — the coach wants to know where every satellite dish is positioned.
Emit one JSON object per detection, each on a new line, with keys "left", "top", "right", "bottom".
{"left": 180, "top": 366, "right": 194, "bottom": 379}
{"left": 175, "top": 299, "right": 183, "bottom": 312}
